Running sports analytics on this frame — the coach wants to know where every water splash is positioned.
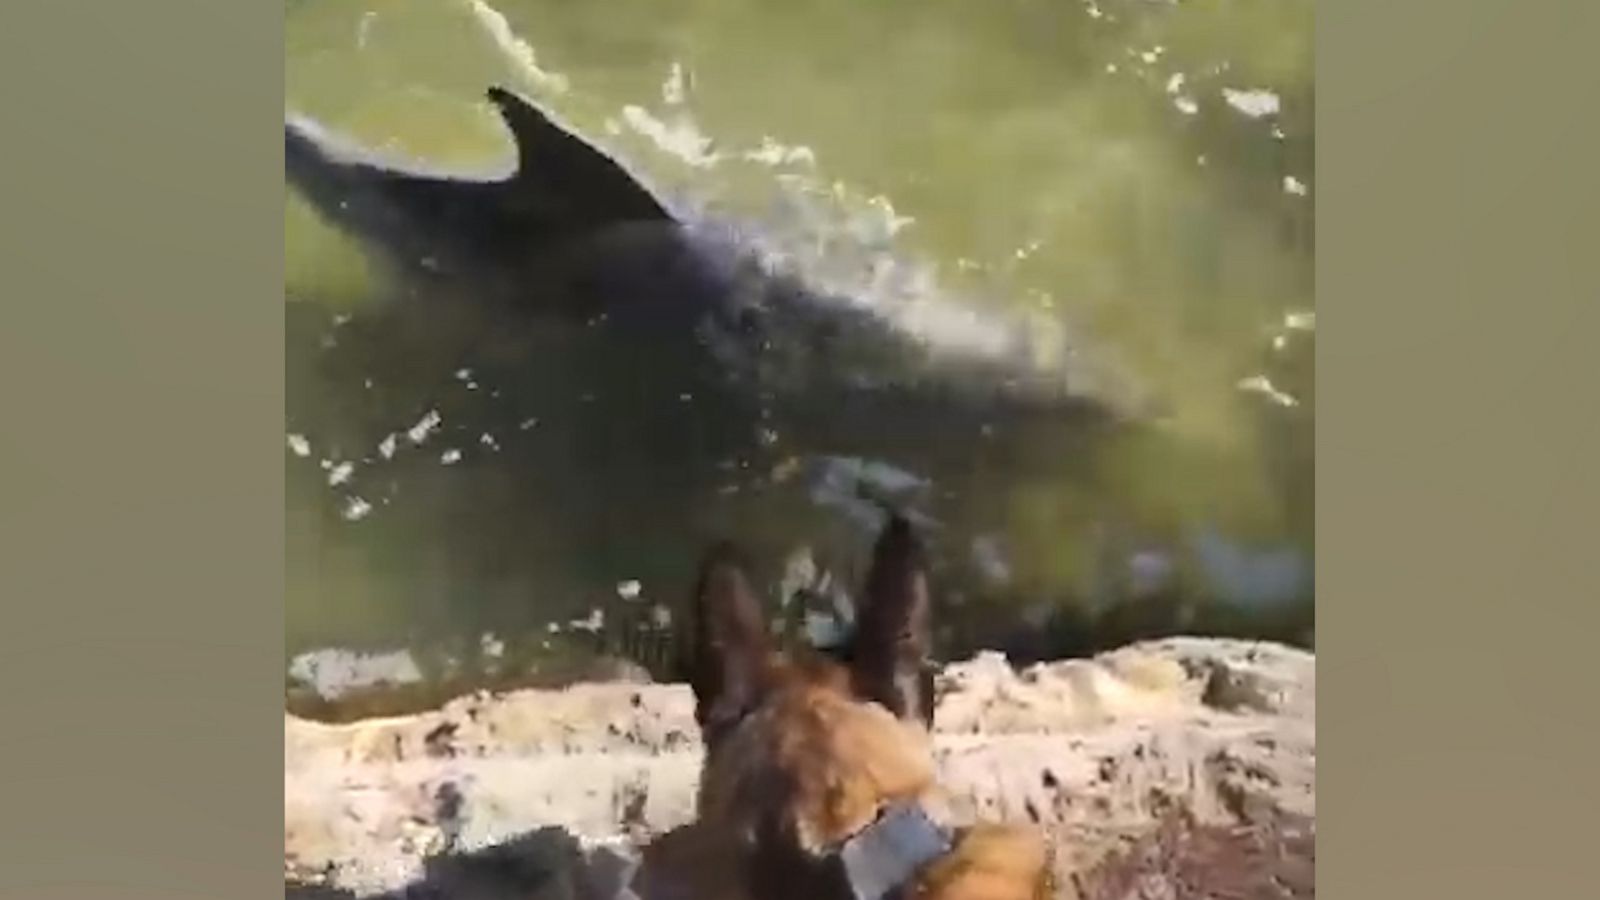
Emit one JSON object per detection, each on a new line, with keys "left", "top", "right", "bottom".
{"left": 619, "top": 104, "right": 722, "bottom": 169}
{"left": 466, "top": 0, "right": 570, "bottom": 95}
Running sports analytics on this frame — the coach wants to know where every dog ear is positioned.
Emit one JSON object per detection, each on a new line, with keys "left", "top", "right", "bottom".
{"left": 684, "top": 542, "right": 772, "bottom": 747}
{"left": 849, "top": 514, "right": 935, "bottom": 727}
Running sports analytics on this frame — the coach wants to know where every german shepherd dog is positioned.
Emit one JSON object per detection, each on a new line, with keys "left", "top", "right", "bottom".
{"left": 633, "top": 514, "right": 1051, "bottom": 900}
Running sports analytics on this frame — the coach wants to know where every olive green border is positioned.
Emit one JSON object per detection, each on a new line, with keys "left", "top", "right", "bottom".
{"left": 0, "top": 1, "right": 284, "bottom": 897}
{"left": 2, "top": 0, "right": 1596, "bottom": 897}
{"left": 1316, "top": 1, "right": 1597, "bottom": 896}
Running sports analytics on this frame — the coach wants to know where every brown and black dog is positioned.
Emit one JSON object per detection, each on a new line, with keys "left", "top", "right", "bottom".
{"left": 633, "top": 515, "right": 1052, "bottom": 900}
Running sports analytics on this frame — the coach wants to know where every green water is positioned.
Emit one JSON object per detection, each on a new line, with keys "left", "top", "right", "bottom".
{"left": 285, "top": 0, "right": 1313, "bottom": 696}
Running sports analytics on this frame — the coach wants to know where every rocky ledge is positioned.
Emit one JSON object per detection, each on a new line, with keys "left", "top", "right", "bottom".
{"left": 286, "top": 637, "right": 1314, "bottom": 899}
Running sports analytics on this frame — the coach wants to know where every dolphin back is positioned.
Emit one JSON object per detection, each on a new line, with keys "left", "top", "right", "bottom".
{"left": 285, "top": 85, "right": 679, "bottom": 280}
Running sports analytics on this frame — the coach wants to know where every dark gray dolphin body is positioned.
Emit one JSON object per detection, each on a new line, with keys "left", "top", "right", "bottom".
{"left": 285, "top": 86, "right": 1121, "bottom": 417}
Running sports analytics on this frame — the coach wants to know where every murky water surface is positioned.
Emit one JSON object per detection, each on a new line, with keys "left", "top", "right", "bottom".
{"left": 285, "top": 0, "right": 1313, "bottom": 705}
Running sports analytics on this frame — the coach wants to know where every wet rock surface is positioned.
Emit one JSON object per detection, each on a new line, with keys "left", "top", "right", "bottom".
{"left": 286, "top": 638, "right": 1313, "bottom": 899}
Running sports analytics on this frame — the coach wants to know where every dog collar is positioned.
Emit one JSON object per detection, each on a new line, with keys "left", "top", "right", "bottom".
{"left": 830, "top": 802, "right": 954, "bottom": 900}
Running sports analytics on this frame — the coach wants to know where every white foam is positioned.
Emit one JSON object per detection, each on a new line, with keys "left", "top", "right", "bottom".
{"left": 355, "top": 11, "right": 376, "bottom": 51}
{"left": 467, "top": 0, "right": 570, "bottom": 95}
{"left": 288, "top": 646, "right": 423, "bottom": 700}
{"left": 744, "top": 136, "right": 817, "bottom": 167}
{"left": 620, "top": 105, "right": 721, "bottom": 169}
{"left": 480, "top": 632, "right": 505, "bottom": 660}
{"left": 1222, "top": 87, "right": 1281, "bottom": 118}
{"left": 341, "top": 496, "right": 374, "bottom": 521}
{"left": 407, "top": 409, "right": 442, "bottom": 445}
{"left": 1237, "top": 374, "right": 1298, "bottom": 408}
{"left": 569, "top": 608, "right": 605, "bottom": 633}
{"left": 662, "top": 62, "right": 688, "bottom": 106}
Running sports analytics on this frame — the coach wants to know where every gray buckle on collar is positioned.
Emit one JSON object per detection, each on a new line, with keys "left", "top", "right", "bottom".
{"left": 836, "top": 803, "right": 953, "bottom": 900}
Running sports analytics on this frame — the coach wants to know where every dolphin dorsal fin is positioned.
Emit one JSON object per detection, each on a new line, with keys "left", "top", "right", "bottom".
{"left": 485, "top": 86, "right": 676, "bottom": 227}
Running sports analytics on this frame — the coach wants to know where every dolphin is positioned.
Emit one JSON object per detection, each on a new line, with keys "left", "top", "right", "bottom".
{"left": 285, "top": 85, "right": 1137, "bottom": 617}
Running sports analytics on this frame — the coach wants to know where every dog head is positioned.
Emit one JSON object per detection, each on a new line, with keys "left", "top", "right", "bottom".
{"left": 636, "top": 515, "right": 1050, "bottom": 900}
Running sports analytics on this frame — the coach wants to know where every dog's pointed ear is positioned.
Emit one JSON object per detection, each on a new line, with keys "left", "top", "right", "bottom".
{"left": 684, "top": 541, "right": 771, "bottom": 747}
{"left": 850, "top": 514, "right": 935, "bottom": 727}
